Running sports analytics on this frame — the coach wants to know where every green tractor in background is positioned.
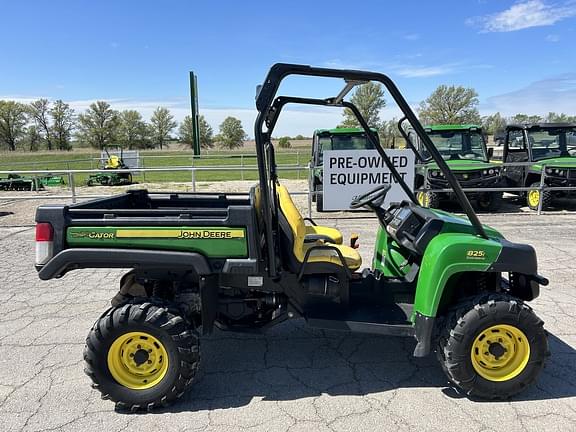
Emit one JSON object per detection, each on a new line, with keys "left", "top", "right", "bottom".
{"left": 407, "top": 124, "right": 504, "bottom": 211}
{"left": 310, "top": 127, "right": 377, "bottom": 211}
{"left": 502, "top": 123, "right": 576, "bottom": 210}
{"left": 87, "top": 148, "right": 134, "bottom": 187}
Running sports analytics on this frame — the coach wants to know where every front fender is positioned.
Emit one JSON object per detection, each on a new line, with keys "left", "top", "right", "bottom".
{"left": 413, "top": 234, "right": 502, "bottom": 318}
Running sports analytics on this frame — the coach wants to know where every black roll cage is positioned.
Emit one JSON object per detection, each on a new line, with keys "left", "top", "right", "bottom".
{"left": 254, "top": 63, "right": 488, "bottom": 277}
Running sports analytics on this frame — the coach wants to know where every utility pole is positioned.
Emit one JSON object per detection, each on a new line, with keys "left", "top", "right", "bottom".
{"left": 189, "top": 71, "right": 200, "bottom": 156}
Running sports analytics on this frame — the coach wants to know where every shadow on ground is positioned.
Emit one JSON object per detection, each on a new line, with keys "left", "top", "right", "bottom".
{"left": 117, "top": 321, "right": 576, "bottom": 414}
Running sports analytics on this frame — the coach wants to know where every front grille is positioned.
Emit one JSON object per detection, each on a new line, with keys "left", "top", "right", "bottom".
{"left": 568, "top": 169, "right": 576, "bottom": 179}
{"left": 455, "top": 171, "right": 482, "bottom": 181}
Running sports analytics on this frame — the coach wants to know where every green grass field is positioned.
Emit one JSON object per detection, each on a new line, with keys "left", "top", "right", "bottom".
{"left": 0, "top": 149, "right": 310, "bottom": 185}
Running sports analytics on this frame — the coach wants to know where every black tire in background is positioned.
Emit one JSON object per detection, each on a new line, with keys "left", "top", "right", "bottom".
{"left": 476, "top": 192, "right": 503, "bottom": 212}
{"left": 84, "top": 301, "right": 199, "bottom": 411}
{"left": 527, "top": 182, "right": 552, "bottom": 211}
{"left": 316, "top": 184, "right": 324, "bottom": 212}
{"left": 436, "top": 293, "right": 548, "bottom": 400}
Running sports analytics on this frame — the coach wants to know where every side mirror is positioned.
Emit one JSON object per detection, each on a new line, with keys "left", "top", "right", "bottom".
{"left": 487, "top": 147, "right": 494, "bottom": 159}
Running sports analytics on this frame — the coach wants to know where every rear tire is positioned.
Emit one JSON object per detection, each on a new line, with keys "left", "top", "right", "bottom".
{"left": 527, "top": 182, "right": 552, "bottom": 211}
{"left": 84, "top": 301, "right": 199, "bottom": 411}
{"left": 436, "top": 293, "right": 548, "bottom": 400}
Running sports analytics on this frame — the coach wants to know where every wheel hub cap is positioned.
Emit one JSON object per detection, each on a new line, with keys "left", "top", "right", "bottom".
{"left": 107, "top": 331, "right": 169, "bottom": 390}
{"left": 528, "top": 190, "right": 540, "bottom": 207}
{"left": 470, "top": 324, "right": 530, "bottom": 382}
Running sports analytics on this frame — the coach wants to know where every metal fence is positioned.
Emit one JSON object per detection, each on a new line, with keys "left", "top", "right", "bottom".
{"left": 1, "top": 160, "right": 575, "bottom": 218}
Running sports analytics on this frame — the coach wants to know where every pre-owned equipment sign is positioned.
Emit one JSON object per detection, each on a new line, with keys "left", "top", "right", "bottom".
{"left": 323, "top": 149, "right": 414, "bottom": 210}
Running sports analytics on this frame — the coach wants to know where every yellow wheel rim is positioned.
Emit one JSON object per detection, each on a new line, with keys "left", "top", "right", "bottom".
{"left": 528, "top": 190, "right": 540, "bottom": 208}
{"left": 417, "top": 192, "right": 429, "bottom": 207}
{"left": 470, "top": 324, "right": 530, "bottom": 382}
{"left": 107, "top": 331, "right": 169, "bottom": 390}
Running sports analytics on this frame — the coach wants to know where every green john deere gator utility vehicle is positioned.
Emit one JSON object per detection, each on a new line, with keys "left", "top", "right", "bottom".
{"left": 35, "top": 64, "right": 550, "bottom": 411}
{"left": 405, "top": 124, "right": 504, "bottom": 211}
{"left": 310, "top": 127, "right": 377, "bottom": 211}
{"left": 502, "top": 123, "right": 576, "bottom": 210}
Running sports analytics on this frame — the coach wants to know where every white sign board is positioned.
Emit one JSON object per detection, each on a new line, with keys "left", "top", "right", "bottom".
{"left": 323, "top": 149, "right": 414, "bottom": 211}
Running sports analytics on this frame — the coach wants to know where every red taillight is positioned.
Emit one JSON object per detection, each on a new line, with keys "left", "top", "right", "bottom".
{"left": 36, "top": 223, "right": 54, "bottom": 242}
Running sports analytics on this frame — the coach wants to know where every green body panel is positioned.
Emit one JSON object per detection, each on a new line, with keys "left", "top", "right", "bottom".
{"left": 425, "top": 124, "right": 480, "bottom": 131}
{"left": 413, "top": 233, "right": 502, "bottom": 317}
{"left": 529, "top": 157, "right": 576, "bottom": 172}
{"left": 372, "top": 210, "right": 504, "bottom": 320}
{"left": 66, "top": 226, "right": 248, "bottom": 258}
{"left": 372, "top": 227, "right": 411, "bottom": 278}
{"left": 314, "top": 127, "right": 378, "bottom": 135}
{"left": 421, "top": 159, "right": 499, "bottom": 172}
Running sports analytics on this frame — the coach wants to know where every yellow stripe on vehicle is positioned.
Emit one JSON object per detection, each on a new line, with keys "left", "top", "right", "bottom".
{"left": 115, "top": 229, "right": 245, "bottom": 239}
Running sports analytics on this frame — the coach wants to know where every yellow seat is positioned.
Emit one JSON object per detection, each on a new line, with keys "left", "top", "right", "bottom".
{"left": 277, "top": 184, "right": 362, "bottom": 271}
{"left": 304, "top": 225, "right": 343, "bottom": 244}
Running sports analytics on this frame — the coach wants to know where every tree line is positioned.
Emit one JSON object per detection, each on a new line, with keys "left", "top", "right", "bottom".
{"left": 0, "top": 99, "right": 248, "bottom": 152}
{"left": 339, "top": 82, "right": 576, "bottom": 146}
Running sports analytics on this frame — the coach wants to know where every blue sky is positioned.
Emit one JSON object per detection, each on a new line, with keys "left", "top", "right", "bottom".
{"left": 0, "top": 0, "right": 575, "bottom": 136}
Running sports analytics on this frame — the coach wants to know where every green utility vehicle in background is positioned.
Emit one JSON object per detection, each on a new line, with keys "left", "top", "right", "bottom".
{"left": 36, "top": 64, "right": 549, "bottom": 411}
{"left": 502, "top": 123, "right": 576, "bottom": 210}
{"left": 310, "top": 127, "right": 377, "bottom": 211}
{"left": 407, "top": 124, "right": 504, "bottom": 211}
{"left": 87, "top": 148, "right": 134, "bottom": 187}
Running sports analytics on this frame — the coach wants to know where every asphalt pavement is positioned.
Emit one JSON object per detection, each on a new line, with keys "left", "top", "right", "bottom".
{"left": 1, "top": 211, "right": 575, "bottom": 432}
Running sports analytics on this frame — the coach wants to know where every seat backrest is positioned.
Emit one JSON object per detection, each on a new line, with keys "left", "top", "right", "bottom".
{"left": 276, "top": 184, "right": 306, "bottom": 262}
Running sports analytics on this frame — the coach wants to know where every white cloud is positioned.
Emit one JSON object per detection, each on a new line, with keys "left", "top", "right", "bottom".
{"left": 468, "top": 0, "right": 576, "bottom": 32}
{"left": 394, "top": 65, "right": 457, "bottom": 78}
{"left": 481, "top": 73, "right": 576, "bottom": 116}
{"left": 403, "top": 33, "right": 420, "bottom": 40}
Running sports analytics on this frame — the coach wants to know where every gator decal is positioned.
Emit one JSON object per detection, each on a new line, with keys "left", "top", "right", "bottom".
{"left": 66, "top": 226, "right": 248, "bottom": 258}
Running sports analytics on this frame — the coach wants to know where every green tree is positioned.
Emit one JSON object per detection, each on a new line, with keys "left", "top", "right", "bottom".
{"left": 179, "top": 115, "right": 213, "bottom": 149}
{"left": 544, "top": 112, "right": 576, "bottom": 123}
{"left": 0, "top": 100, "right": 28, "bottom": 151}
{"left": 481, "top": 112, "right": 507, "bottom": 135}
{"left": 50, "top": 100, "right": 75, "bottom": 151}
{"left": 29, "top": 99, "right": 53, "bottom": 150}
{"left": 118, "top": 110, "right": 150, "bottom": 149}
{"left": 278, "top": 136, "right": 291, "bottom": 148}
{"left": 77, "top": 101, "right": 120, "bottom": 149}
{"left": 379, "top": 118, "right": 401, "bottom": 149}
{"left": 510, "top": 114, "right": 542, "bottom": 124}
{"left": 150, "top": 107, "right": 176, "bottom": 150}
{"left": 217, "top": 116, "right": 247, "bottom": 149}
{"left": 418, "top": 85, "right": 480, "bottom": 125}
{"left": 294, "top": 134, "right": 306, "bottom": 140}
{"left": 24, "top": 125, "right": 42, "bottom": 151}
{"left": 340, "top": 82, "right": 386, "bottom": 128}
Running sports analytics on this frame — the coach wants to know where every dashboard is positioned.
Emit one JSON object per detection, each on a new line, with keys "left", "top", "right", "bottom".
{"left": 385, "top": 202, "right": 444, "bottom": 255}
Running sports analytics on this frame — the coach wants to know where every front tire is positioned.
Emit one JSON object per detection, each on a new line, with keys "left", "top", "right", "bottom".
{"left": 84, "top": 301, "right": 199, "bottom": 411}
{"left": 417, "top": 190, "right": 440, "bottom": 208}
{"left": 527, "top": 182, "right": 552, "bottom": 211}
{"left": 436, "top": 293, "right": 548, "bottom": 400}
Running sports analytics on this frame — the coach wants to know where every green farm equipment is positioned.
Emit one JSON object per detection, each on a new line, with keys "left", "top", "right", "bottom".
{"left": 502, "top": 123, "right": 576, "bottom": 210}
{"left": 0, "top": 174, "right": 43, "bottom": 191}
{"left": 35, "top": 64, "right": 550, "bottom": 410}
{"left": 87, "top": 148, "right": 133, "bottom": 186}
{"left": 310, "top": 127, "right": 378, "bottom": 211}
{"left": 405, "top": 124, "right": 504, "bottom": 211}
{"left": 38, "top": 175, "right": 65, "bottom": 187}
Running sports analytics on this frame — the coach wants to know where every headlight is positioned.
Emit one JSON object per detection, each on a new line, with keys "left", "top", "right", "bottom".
{"left": 430, "top": 170, "right": 439, "bottom": 177}
{"left": 558, "top": 170, "right": 565, "bottom": 176}
{"left": 545, "top": 167, "right": 554, "bottom": 175}
{"left": 488, "top": 168, "right": 495, "bottom": 175}
{"left": 482, "top": 169, "right": 488, "bottom": 175}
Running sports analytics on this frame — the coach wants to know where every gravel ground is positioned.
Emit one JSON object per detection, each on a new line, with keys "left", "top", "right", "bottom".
{"left": 0, "top": 182, "right": 575, "bottom": 432}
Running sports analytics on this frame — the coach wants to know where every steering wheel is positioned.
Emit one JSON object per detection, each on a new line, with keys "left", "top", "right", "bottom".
{"left": 350, "top": 184, "right": 392, "bottom": 210}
